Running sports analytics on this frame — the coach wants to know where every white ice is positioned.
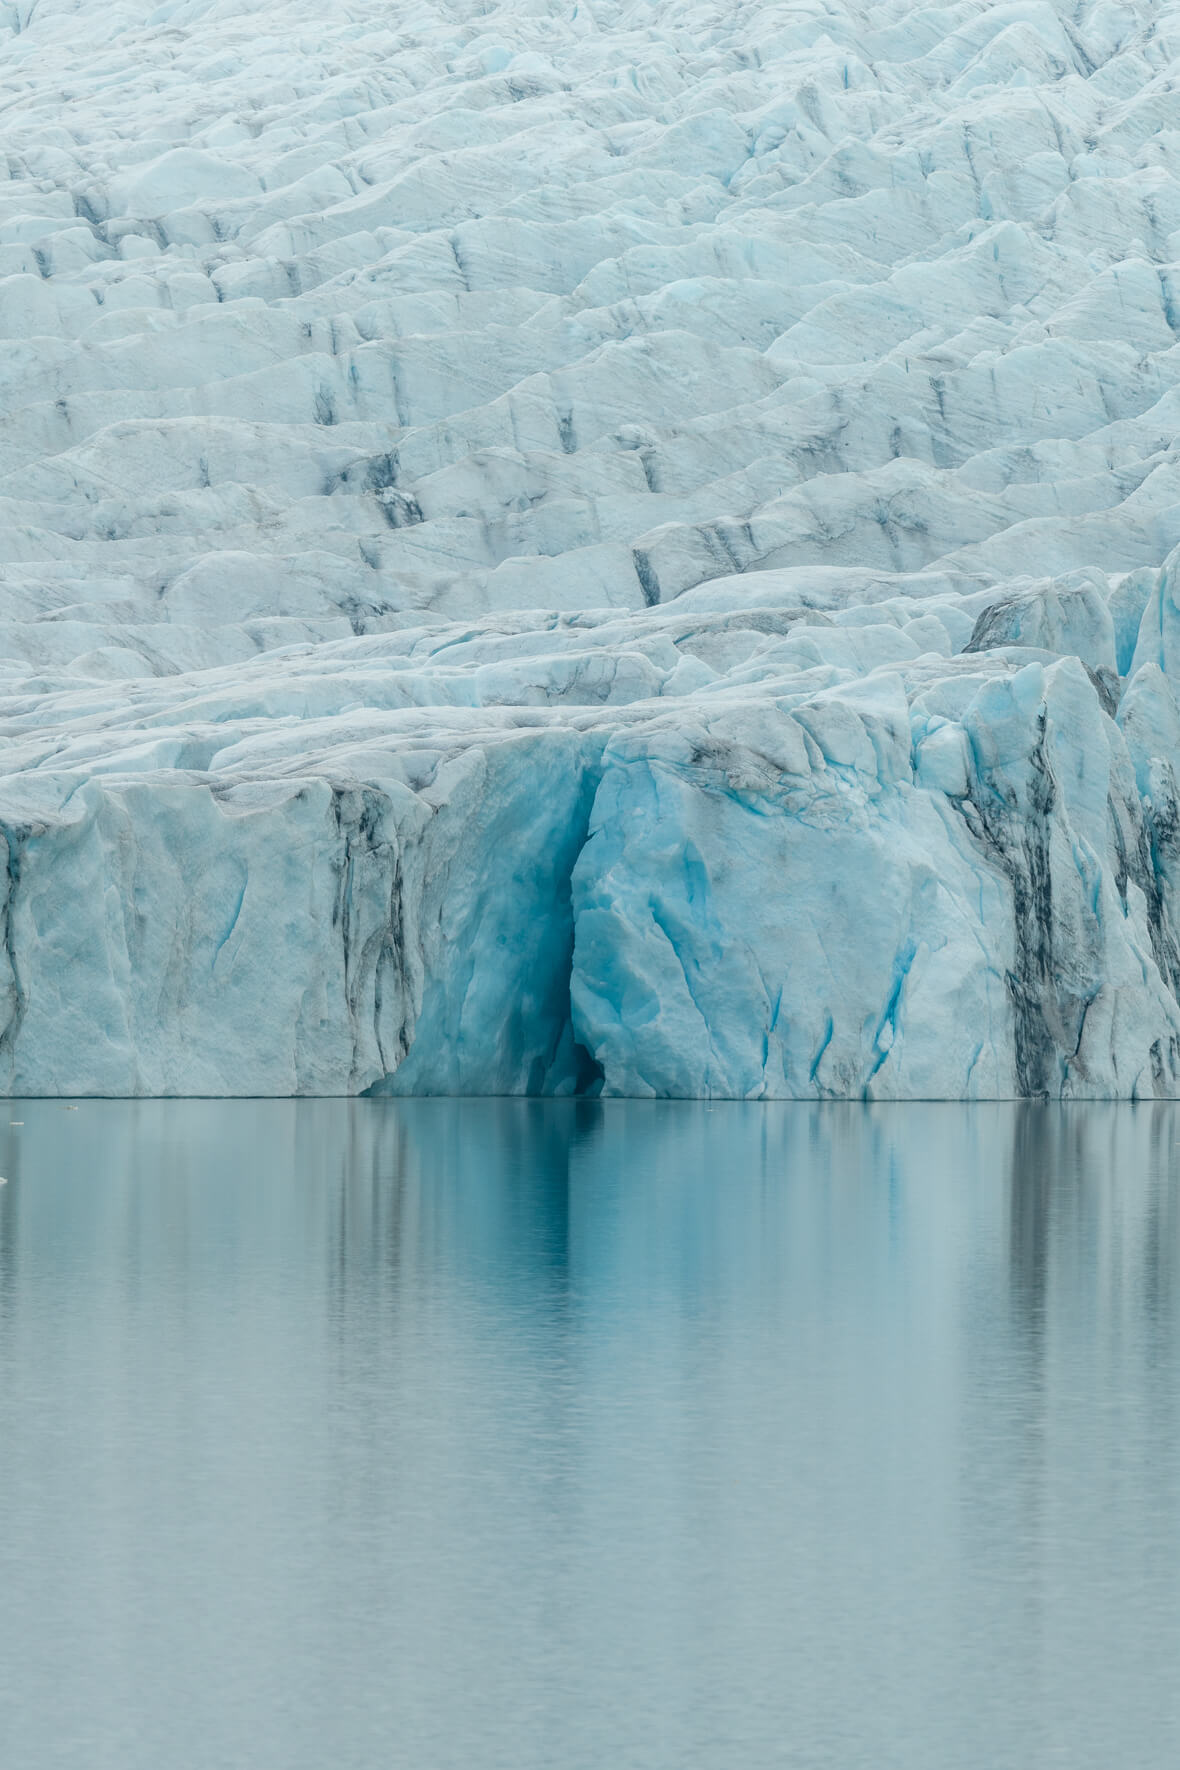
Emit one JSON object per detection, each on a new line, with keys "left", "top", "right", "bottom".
{"left": 3, "top": 0, "right": 1180, "bottom": 1096}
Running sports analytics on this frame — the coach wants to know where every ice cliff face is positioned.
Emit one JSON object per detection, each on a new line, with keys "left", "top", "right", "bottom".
{"left": 3, "top": 0, "right": 1180, "bottom": 1096}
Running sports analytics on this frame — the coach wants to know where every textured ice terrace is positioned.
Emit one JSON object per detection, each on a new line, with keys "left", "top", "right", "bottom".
{"left": 3, "top": 0, "right": 1180, "bottom": 1096}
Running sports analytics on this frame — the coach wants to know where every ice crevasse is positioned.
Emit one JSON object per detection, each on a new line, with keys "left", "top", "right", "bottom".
{"left": 3, "top": 0, "right": 1180, "bottom": 1097}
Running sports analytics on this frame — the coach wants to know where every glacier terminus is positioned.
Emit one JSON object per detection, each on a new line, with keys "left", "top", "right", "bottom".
{"left": 3, "top": 0, "right": 1180, "bottom": 1098}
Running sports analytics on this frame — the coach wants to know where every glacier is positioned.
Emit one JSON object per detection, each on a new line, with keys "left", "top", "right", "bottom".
{"left": 3, "top": 0, "right": 1180, "bottom": 1096}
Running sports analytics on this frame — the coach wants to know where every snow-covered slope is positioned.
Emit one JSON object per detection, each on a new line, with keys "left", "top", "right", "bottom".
{"left": 3, "top": 0, "right": 1180, "bottom": 1095}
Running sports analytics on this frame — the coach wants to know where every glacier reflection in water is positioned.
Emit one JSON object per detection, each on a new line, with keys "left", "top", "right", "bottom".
{"left": 1, "top": 1100, "right": 1179, "bottom": 1769}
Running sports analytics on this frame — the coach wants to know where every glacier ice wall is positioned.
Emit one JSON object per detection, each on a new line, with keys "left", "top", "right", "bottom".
{"left": 3, "top": 0, "right": 1180, "bottom": 1095}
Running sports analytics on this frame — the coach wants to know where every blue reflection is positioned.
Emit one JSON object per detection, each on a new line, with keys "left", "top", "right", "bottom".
{"left": 0, "top": 1100, "right": 1178, "bottom": 1770}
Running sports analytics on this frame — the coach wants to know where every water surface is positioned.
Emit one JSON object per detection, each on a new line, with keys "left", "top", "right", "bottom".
{"left": 1, "top": 1101, "right": 1178, "bottom": 1768}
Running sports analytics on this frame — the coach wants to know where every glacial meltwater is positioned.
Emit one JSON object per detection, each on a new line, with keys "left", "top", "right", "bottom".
{"left": 1, "top": 1100, "right": 1178, "bottom": 1769}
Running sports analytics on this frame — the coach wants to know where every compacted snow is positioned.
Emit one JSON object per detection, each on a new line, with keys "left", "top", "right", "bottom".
{"left": 3, "top": 0, "right": 1180, "bottom": 1096}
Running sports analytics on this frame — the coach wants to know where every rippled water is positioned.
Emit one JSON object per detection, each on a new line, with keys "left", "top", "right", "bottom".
{"left": 1, "top": 1101, "right": 1178, "bottom": 1769}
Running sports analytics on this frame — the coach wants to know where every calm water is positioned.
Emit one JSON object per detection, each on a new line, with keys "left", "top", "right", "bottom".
{"left": 1, "top": 1101, "right": 1178, "bottom": 1769}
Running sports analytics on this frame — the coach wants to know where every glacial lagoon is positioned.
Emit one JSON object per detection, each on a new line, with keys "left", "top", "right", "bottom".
{"left": 1, "top": 1100, "right": 1178, "bottom": 1769}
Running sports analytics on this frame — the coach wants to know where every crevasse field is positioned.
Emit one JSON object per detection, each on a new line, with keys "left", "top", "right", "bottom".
{"left": 1, "top": 0, "right": 1180, "bottom": 1098}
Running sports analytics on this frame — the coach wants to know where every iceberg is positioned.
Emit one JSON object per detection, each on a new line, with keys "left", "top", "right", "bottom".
{"left": 2, "top": 0, "right": 1180, "bottom": 1096}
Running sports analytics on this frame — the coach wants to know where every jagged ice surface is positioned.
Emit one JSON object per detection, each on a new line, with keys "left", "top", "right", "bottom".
{"left": 3, "top": 0, "right": 1180, "bottom": 1096}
